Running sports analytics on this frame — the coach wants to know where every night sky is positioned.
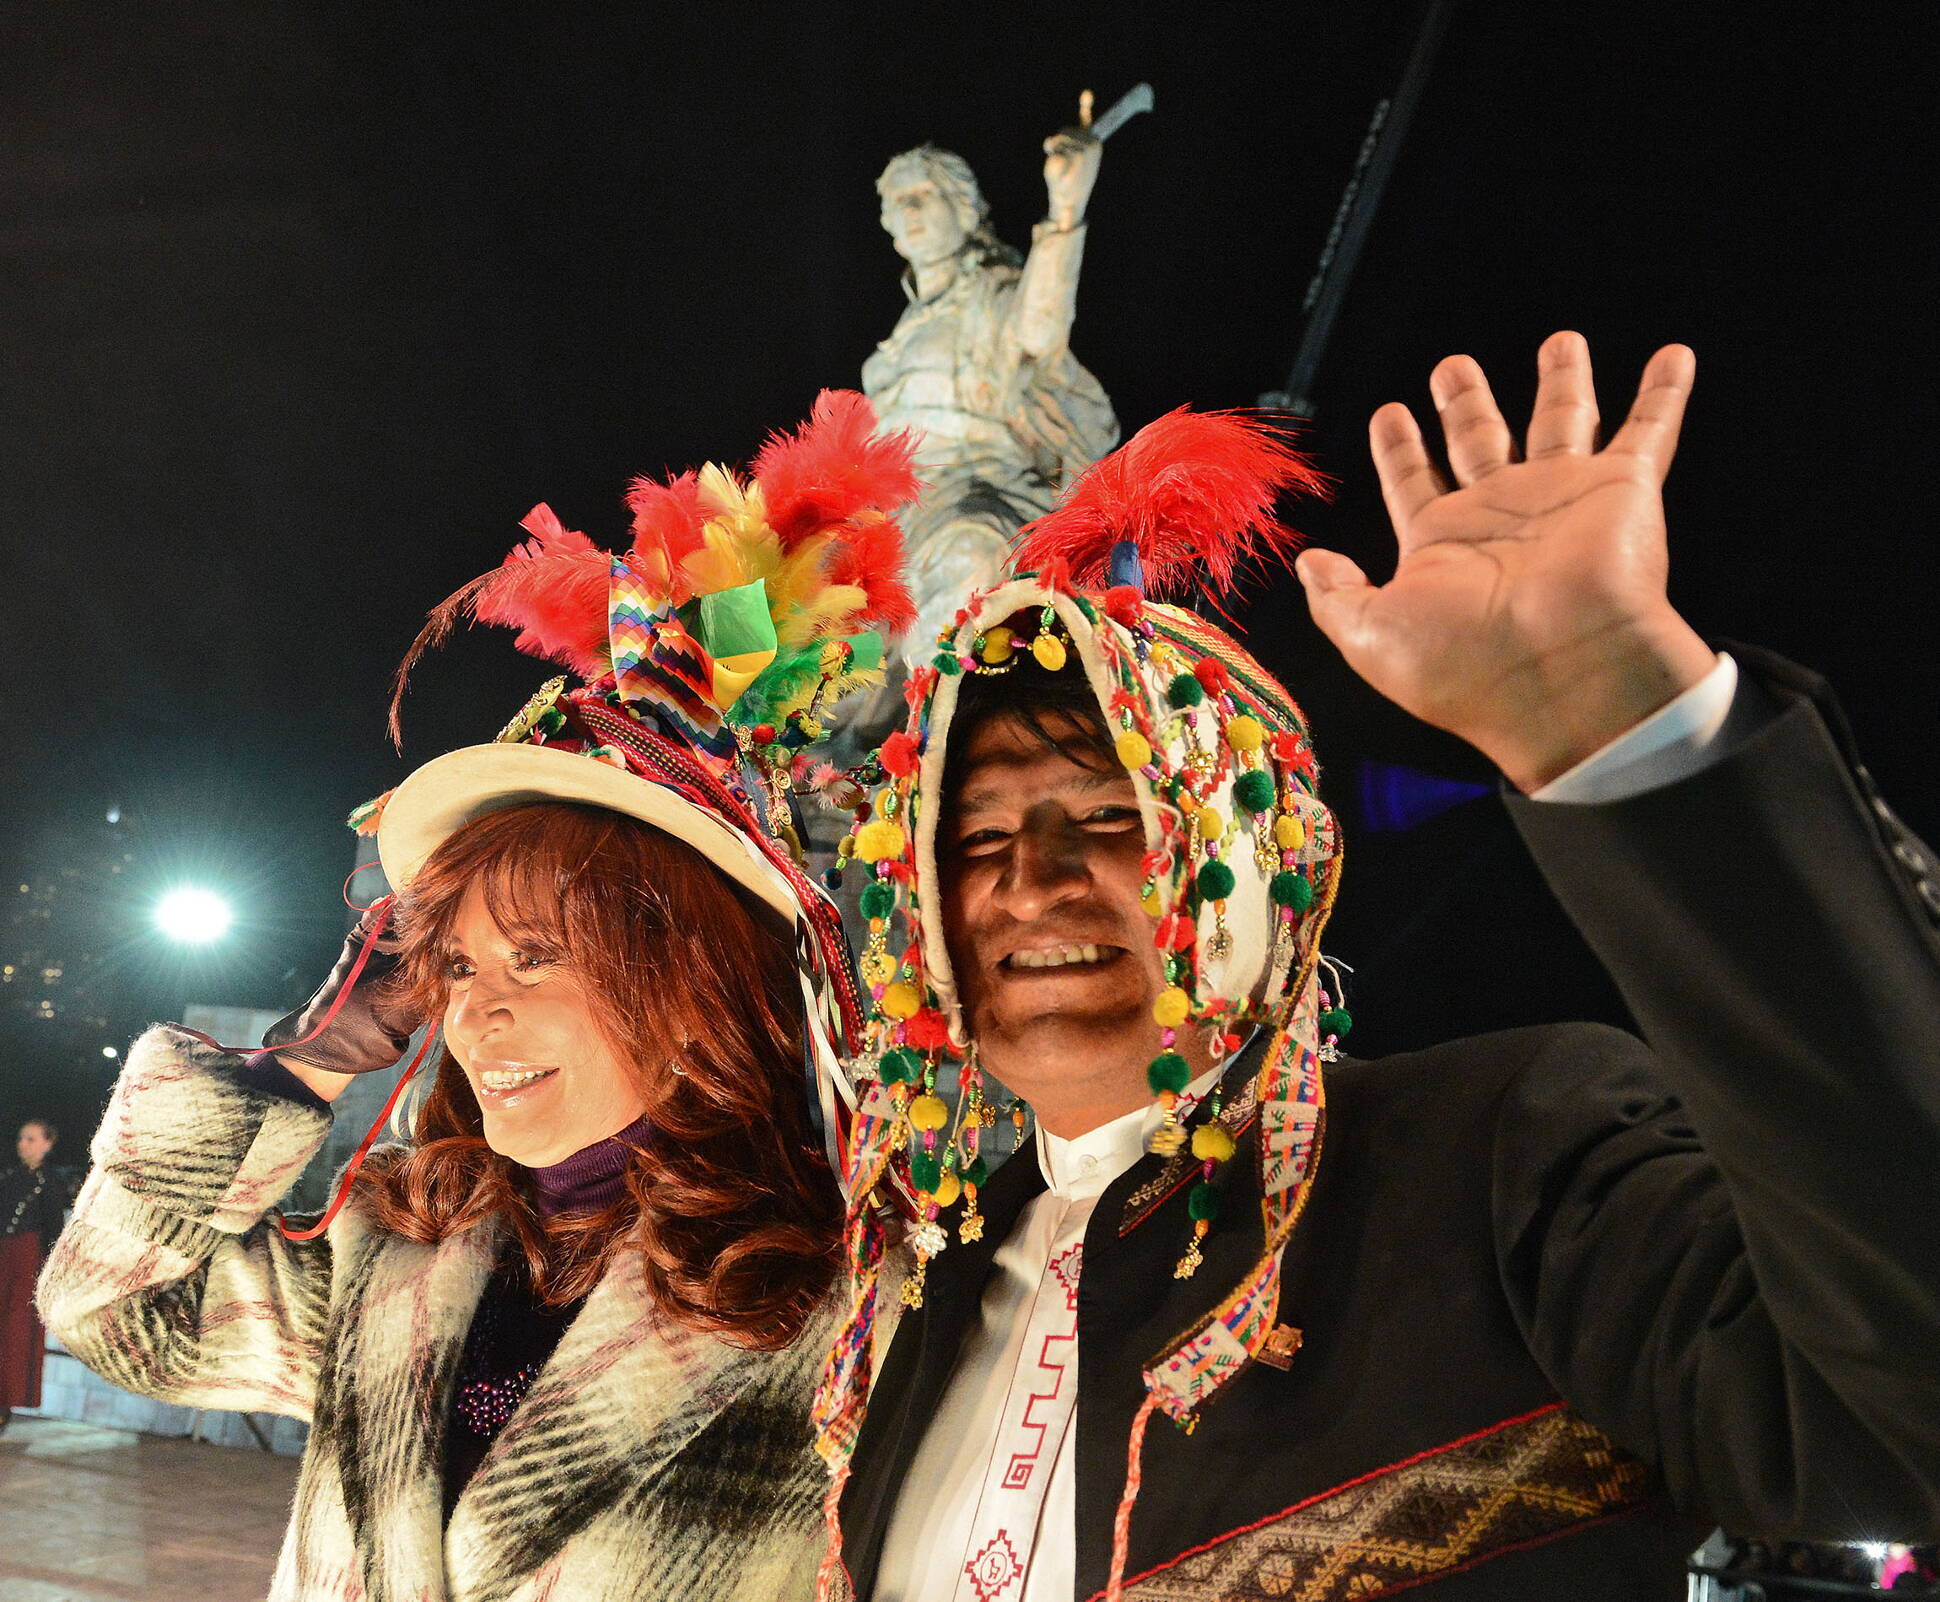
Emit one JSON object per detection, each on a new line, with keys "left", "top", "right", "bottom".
{"left": 2, "top": 2, "right": 1932, "bottom": 1143}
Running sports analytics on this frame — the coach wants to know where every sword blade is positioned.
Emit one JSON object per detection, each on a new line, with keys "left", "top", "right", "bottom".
{"left": 1091, "top": 81, "right": 1155, "bottom": 142}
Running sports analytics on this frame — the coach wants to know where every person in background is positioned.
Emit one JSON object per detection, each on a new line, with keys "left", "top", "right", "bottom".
{"left": 2, "top": 1118, "right": 71, "bottom": 1432}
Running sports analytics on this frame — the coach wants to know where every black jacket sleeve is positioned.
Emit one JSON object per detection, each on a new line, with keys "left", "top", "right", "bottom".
{"left": 1499, "top": 653, "right": 1940, "bottom": 1539}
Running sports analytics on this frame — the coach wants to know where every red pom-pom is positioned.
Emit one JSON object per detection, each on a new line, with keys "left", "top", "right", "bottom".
{"left": 878, "top": 729, "right": 921, "bottom": 777}
{"left": 1268, "top": 730, "right": 1305, "bottom": 765}
{"left": 752, "top": 723, "right": 777, "bottom": 745}
{"left": 1141, "top": 847, "right": 1173, "bottom": 880}
{"left": 1103, "top": 585, "right": 1143, "bottom": 625}
{"left": 904, "top": 1008, "right": 952, "bottom": 1051}
{"left": 1194, "top": 657, "right": 1231, "bottom": 694}
{"left": 1155, "top": 913, "right": 1197, "bottom": 951}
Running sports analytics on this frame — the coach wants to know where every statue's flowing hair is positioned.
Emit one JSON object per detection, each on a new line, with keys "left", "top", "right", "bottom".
{"left": 355, "top": 801, "right": 842, "bottom": 1351}
{"left": 877, "top": 143, "right": 1022, "bottom": 274}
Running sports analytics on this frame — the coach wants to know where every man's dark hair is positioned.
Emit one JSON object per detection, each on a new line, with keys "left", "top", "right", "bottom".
{"left": 945, "top": 650, "right": 1116, "bottom": 777}
{"left": 20, "top": 1118, "right": 56, "bottom": 1144}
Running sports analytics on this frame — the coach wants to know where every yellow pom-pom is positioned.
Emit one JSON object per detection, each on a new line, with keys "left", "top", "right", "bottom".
{"left": 1115, "top": 730, "right": 1152, "bottom": 770}
{"left": 908, "top": 1094, "right": 950, "bottom": 1131}
{"left": 880, "top": 982, "right": 921, "bottom": 1019}
{"left": 1190, "top": 1124, "right": 1237, "bottom": 1163}
{"left": 1273, "top": 814, "right": 1306, "bottom": 850}
{"left": 855, "top": 819, "right": 907, "bottom": 864}
{"left": 1196, "top": 805, "right": 1224, "bottom": 840}
{"left": 1141, "top": 886, "right": 1165, "bottom": 916}
{"left": 1032, "top": 633, "right": 1068, "bottom": 671}
{"left": 979, "top": 626, "right": 1015, "bottom": 665}
{"left": 1152, "top": 987, "right": 1192, "bottom": 1028}
{"left": 932, "top": 1170, "right": 963, "bottom": 1207}
{"left": 860, "top": 949, "right": 897, "bottom": 985}
{"left": 1226, "top": 714, "right": 1265, "bottom": 753}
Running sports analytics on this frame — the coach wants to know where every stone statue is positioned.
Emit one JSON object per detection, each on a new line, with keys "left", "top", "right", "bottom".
{"left": 864, "top": 123, "right": 1121, "bottom": 660}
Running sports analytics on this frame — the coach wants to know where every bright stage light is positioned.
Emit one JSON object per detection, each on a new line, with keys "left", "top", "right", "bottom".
{"left": 102, "top": 1045, "right": 119, "bottom": 1059}
{"left": 154, "top": 887, "right": 234, "bottom": 944}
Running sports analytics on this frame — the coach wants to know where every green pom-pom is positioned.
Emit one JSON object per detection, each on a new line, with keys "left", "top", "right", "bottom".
{"left": 1147, "top": 1051, "right": 1192, "bottom": 1095}
{"left": 1319, "top": 1006, "right": 1353, "bottom": 1039}
{"left": 859, "top": 882, "right": 897, "bottom": 920}
{"left": 932, "top": 652, "right": 963, "bottom": 677}
{"left": 879, "top": 1046, "right": 922, "bottom": 1085}
{"left": 964, "top": 1155, "right": 989, "bottom": 1187}
{"left": 1233, "top": 769, "right": 1276, "bottom": 814}
{"left": 1187, "top": 1181, "right": 1222, "bottom": 1222}
{"left": 1270, "top": 870, "right": 1314, "bottom": 910}
{"left": 1167, "top": 672, "right": 1204, "bottom": 709}
{"left": 909, "top": 1151, "right": 943, "bottom": 1192}
{"left": 1197, "top": 859, "right": 1237, "bottom": 902}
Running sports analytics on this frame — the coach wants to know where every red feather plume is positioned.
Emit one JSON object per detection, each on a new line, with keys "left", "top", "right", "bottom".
{"left": 1009, "top": 409, "right": 1330, "bottom": 601}
{"left": 753, "top": 389, "right": 923, "bottom": 551}
{"left": 388, "top": 504, "right": 610, "bottom": 744}
{"left": 823, "top": 513, "right": 918, "bottom": 633}
{"left": 475, "top": 505, "right": 613, "bottom": 672}
{"left": 623, "top": 469, "right": 708, "bottom": 596}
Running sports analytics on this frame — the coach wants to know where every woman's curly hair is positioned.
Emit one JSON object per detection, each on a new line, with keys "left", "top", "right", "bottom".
{"left": 353, "top": 801, "right": 840, "bottom": 1351}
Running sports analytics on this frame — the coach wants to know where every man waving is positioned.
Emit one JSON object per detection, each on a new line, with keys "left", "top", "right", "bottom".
{"left": 815, "top": 334, "right": 1940, "bottom": 1601}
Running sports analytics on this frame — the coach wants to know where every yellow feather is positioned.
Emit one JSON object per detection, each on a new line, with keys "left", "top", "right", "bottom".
{"left": 678, "top": 469, "right": 783, "bottom": 599}
{"left": 776, "top": 584, "right": 868, "bottom": 648}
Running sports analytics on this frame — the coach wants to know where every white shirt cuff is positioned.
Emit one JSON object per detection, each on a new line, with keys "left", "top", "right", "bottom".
{"left": 1529, "top": 652, "right": 1740, "bottom": 805}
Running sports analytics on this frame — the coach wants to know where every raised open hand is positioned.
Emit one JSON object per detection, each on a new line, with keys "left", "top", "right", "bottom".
{"left": 1295, "top": 331, "right": 1717, "bottom": 791}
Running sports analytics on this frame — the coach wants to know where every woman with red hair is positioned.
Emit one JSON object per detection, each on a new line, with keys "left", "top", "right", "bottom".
{"left": 37, "top": 396, "right": 916, "bottom": 1602}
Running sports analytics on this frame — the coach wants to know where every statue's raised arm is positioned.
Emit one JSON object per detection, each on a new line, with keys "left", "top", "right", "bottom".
{"left": 1013, "top": 123, "right": 1103, "bottom": 359}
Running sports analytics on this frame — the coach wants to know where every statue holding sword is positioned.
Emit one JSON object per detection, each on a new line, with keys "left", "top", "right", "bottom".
{"left": 862, "top": 86, "right": 1153, "bottom": 664}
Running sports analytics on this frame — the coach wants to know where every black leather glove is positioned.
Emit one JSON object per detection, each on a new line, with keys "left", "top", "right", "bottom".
{"left": 262, "top": 905, "right": 417, "bottom": 1076}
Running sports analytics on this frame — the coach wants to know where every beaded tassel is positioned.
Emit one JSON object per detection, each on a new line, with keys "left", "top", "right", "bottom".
{"left": 1176, "top": 1099, "right": 1236, "bottom": 1279}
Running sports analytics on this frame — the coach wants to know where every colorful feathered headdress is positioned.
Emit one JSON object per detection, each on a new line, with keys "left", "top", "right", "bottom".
{"left": 811, "top": 409, "right": 1344, "bottom": 1600}
{"left": 390, "top": 389, "right": 918, "bottom": 779}
{"left": 359, "top": 391, "right": 922, "bottom": 1183}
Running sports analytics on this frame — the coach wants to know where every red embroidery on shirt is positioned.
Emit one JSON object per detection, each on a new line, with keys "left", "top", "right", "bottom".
{"left": 966, "top": 1530, "right": 1024, "bottom": 1601}
{"left": 1050, "top": 1242, "right": 1083, "bottom": 1310}
{"left": 1002, "top": 1328, "right": 1076, "bottom": 1490}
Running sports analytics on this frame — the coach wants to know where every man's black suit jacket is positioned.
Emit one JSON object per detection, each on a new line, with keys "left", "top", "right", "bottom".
{"left": 839, "top": 652, "right": 1940, "bottom": 1600}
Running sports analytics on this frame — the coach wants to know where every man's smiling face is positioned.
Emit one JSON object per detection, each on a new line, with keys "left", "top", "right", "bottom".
{"left": 940, "top": 707, "right": 1205, "bottom": 1137}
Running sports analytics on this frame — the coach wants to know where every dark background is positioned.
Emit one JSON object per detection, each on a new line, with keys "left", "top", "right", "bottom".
{"left": 2, "top": 1, "right": 1932, "bottom": 1149}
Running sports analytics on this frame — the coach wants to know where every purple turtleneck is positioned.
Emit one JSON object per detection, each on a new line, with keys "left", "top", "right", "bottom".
{"left": 527, "top": 1112, "right": 650, "bottom": 1219}
{"left": 441, "top": 1113, "right": 650, "bottom": 1519}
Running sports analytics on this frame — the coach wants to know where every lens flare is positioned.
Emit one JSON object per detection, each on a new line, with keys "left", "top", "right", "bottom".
{"left": 154, "top": 887, "right": 234, "bottom": 944}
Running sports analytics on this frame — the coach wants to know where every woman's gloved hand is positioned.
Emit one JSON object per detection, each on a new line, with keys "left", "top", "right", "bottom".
{"left": 261, "top": 904, "right": 418, "bottom": 1080}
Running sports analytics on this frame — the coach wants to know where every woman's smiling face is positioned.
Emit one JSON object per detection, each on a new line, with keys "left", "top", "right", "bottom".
{"left": 439, "top": 882, "right": 645, "bottom": 1168}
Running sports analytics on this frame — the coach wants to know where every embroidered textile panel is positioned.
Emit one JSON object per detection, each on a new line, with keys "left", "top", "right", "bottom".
{"left": 1117, "top": 1406, "right": 1650, "bottom": 1602}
